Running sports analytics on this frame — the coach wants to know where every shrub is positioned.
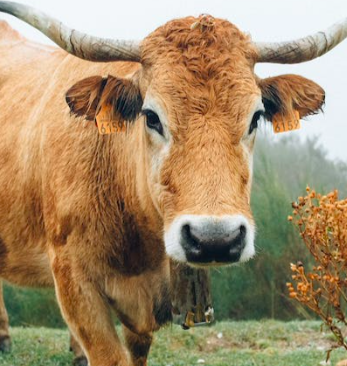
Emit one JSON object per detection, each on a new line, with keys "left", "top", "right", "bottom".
{"left": 288, "top": 188, "right": 347, "bottom": 360}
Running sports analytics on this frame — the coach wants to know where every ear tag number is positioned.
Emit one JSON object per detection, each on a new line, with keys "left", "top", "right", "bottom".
{"left": 273, "top": 110, "right": 301, "bottom": 134}
{"left": 95, "top": 105, "right": 126, "bottom": 135}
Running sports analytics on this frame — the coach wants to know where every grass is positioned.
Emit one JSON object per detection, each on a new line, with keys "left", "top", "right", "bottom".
{"left": 0, "top": 320, "right": 346, "bottom": 366}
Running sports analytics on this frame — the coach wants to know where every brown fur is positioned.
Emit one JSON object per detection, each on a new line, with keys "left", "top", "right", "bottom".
{"left": 70, "top": 333, "right": 87, "bottom": 365}
{"left": 0, "top": 15, "right": 324, "bottom": 366}
{"left": 66, "top": 75, "right": 143, "bottom": 122}
{"left": 259, "top": 74, "right": 325, "bottom": 120}
{"left": 123, "top": 327, "right": 152, "bottom": 366}
{"left": 65, "top": 76, "right": 107, "bottom": 121}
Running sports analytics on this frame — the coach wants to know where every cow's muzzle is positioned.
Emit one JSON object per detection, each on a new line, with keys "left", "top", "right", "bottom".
{"left": 164, "top": 215, "right": 255, "bottom": 265}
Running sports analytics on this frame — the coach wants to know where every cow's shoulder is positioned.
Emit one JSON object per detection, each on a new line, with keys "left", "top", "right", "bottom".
{"left": 0, "top": 21, "right": 23, "bottom": 42}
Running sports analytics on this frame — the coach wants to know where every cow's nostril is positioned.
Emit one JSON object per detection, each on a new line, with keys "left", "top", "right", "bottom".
{"left": 240, "top": 225, "right": 246, "bottom": 239}
{"left": 181, "top": 224, "right": 201, "bottom": 253}
{"left": 180, "top": 221, "right": 247, "bottom": 263}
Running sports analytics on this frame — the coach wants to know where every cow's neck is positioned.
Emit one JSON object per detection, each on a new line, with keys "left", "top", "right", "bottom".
{"left": 105, "top": 124, "right": 165, "bottom": 274}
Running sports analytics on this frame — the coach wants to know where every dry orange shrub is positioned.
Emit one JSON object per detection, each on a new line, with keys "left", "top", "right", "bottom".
{"left": 288, "top": 187, "right": 347, "bottom": 359}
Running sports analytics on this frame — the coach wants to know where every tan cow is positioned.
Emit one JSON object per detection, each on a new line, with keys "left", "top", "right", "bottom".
{"left": 0, "top": 2, "right": 346, "bottom": 366}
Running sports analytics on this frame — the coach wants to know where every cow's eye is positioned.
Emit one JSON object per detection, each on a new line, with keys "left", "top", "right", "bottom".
{"left": 249, "top": 110, "right": 263, "bottom": 135}
{"left": 142, "top": 109, "right": 163, "bottom": 136}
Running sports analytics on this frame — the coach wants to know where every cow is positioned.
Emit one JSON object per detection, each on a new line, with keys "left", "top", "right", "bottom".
{"left": 0, "top": 1, "right": 346, "bottom": 365}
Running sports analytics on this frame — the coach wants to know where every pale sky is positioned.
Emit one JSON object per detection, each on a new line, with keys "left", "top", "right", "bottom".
{"left": 1, "top": 0, "right": 346, "bottom": 161}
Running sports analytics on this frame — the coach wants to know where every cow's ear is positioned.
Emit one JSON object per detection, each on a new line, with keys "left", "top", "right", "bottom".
{"left": 258, "top": 74, "right": 325, "bottom": 122}
{"left": 65, "top": 75, "right": 143, "bottom": 122}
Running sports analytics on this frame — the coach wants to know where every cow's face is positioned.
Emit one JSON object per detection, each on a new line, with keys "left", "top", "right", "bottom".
{"left": 66, "top": 17, "right": 325, "bottom": 266}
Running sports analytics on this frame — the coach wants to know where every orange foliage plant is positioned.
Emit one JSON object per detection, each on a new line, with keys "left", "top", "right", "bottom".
{"left": 287, "top": 187, "right": 347, "bottom": 358}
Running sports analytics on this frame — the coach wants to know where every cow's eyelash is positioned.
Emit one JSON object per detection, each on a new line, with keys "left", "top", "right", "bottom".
{"left": 249, "top": 110, "right": 265, "bottom": 135}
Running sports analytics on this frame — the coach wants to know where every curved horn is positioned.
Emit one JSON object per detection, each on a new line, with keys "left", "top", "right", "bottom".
{"left": 0, "top": 1, "right": 141, "bottom": 62}
{"left": 255, "top": 18, "right": 347, "bottom": 64}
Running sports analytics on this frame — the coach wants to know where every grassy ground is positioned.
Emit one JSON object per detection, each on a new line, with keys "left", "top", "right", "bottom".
{"left": 0, "top": 320, "right": 346, "bottom": 366}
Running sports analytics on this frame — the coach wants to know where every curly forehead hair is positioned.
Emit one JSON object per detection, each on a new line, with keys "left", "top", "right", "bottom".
{"left": 140, "top": 16, "right": 259, "bottom": 119}
{"left": 141, "top": 16, "right": 257, "bottom": 68}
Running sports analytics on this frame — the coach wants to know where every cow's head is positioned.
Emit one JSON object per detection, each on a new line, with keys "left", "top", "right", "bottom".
{"left": 2, "top": 4, "right": 345, "bottom": 266}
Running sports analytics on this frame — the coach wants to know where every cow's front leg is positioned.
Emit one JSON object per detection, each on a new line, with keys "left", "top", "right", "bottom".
{"left": 123, "top": 326, "right": 152, "bottom": 366}
{"left": 70, "top": 332, "right": 88, "bottom": 366}
{"left": 50, "top": 252, "right": 129, "bottom": 366}
{"left": 0, "top": 279, "right": 11, "bottom": 353}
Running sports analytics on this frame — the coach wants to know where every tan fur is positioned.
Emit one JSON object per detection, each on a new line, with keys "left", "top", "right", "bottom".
{"left": 0, "top": 16, "right": 324, "bottom": 366}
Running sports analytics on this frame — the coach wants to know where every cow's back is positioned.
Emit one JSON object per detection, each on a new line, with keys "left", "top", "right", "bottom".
{"left": 0, "top": 22, "right": 140, "bottom": 286}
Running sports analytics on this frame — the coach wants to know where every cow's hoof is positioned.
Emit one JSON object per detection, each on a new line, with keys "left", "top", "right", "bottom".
{"left": 0, "top": 336, "right": 11, "bottom": 353}
{"left": 73, "top": 355, "right": 88, "bottom": 366}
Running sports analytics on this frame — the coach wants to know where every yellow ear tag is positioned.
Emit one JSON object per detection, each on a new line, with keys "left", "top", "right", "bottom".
{"left": 95, "top": 105, "right": 126, "bottom": 135}
{"left": 273, "top": 110, "right": 301, "bottom": 134}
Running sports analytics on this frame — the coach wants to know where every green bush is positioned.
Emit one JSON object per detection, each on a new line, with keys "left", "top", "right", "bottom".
{"left": 3, "top": 285, "right": 64, "bottom": 328}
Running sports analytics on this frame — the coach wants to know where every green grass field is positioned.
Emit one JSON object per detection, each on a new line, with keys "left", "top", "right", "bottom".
{"left": 0, "top": 320, "right": 346, "bottom": 366}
